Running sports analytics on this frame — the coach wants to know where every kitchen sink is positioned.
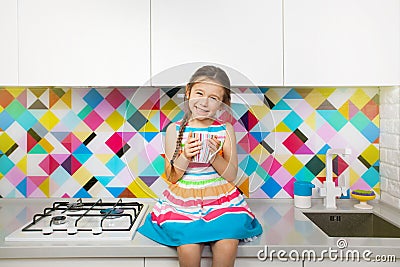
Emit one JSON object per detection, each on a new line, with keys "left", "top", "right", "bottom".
{"left": 303, "top": 212, "right": 400, "bottom": 238}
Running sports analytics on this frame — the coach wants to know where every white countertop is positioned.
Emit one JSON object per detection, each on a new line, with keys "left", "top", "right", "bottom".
{"left": 1, "top": 198, "right": 399, "bottom": 259}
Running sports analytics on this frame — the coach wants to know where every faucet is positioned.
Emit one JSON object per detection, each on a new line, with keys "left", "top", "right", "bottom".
{"left": 319, "top": 148, "right": 351, "bottom": 209}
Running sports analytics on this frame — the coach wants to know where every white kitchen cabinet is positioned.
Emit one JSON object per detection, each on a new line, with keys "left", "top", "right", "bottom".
{"left": 235, "top": 259, "right": 302, "bottom": 267}
{"left": 0, "top": 258, "right": 144, "bottom": 267}
{"left": 284, "top": 0, "right": 400, "bottom": 86}
{"left": 0, "top": 0, "right": 18, "bottom": 86}
{"left": 18, "top": 0, "right": 151, "bottom": 86}
{"left": 145, "top": 257, "right": 301, "bottom": 267}
{"left": 304, "top": 259, "right": 399, "bottom": 266}
{"left": 151, "top": 0, "right": 283, "bottom": 86}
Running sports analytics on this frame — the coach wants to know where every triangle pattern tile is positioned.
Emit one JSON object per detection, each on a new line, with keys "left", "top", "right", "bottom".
{"left": 139, "top": 176, "right": 159, "bottom": 187}
{"left": 94, "top": 100, "right": 114, "bottom": 120}
{"left": 283, "top": 88, "right": 303, "bottom": 99}
{"left": 105, "top": 88, "right": 127, "bottom": 109}
{"left": 140, "top": 90, "right": 160, "bottom": 110}
{"left": 83, "top": 88, "right": 104, "bottom": 109}
{"left": 0, "top": 89, "right": 15, "bottom": 108}
{"left": 61, "top": 155, "right": 82, "bottom": 175}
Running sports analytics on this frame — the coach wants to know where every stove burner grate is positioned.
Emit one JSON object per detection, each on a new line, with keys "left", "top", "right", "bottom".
{"left": 20, "top": 198, "right": 146, "bottom": 236}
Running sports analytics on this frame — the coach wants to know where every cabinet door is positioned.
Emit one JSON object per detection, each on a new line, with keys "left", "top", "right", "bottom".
{"left": 145, "top": 258, "right": 302, "bottom": 267}
{"left": 305, "top": 259, "right": 399, "bottom": 266}
{"left": 0, "top": 0, "right": 18, "bottom": 86}
{"left": 0, "top": 258, "right": 144, "bottom": 267}
{"left": 284, "top": 0, "right": 400, "bottom": 86}
{"left": 151, "top": 0, "right": 283, "bottom": 86}
{"left": 237, "top": 259, "right": 302, "bottom": 266}
{"left": 19, "top": 0, "right": 150, "bottom": 86}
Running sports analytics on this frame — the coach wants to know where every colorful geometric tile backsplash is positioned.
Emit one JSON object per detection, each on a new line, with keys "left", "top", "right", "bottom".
{"left": 0, "top": 87, "right": 379, "bottom": 198}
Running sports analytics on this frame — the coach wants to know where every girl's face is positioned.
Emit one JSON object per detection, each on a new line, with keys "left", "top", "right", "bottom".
{"left": 187, "top": 81, "right": 225, "bottom": 120}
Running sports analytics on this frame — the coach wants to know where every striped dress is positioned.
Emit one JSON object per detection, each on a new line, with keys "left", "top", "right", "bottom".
{"left": 138, "top": 121, "right": 262, "bottom": 246}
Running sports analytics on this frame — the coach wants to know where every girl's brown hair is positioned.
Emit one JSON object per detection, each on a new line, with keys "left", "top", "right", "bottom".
{"left": 169, "top": 65, "right": 231, "bottom": 178}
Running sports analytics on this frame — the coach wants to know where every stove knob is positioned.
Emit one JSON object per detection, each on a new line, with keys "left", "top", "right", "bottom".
{"left": 67, "top": 226, "right": 78, "bottom": 235}
{"left": 42, "top": 226, "right": 53, "bottom": 235}
{"left": 92, "top": 226, "right": 102, "bottom": 235}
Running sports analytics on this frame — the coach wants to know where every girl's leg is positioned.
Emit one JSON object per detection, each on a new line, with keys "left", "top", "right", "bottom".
{"left": 177, "top": 243, "right": 205, "bottom": 267}
{"left": 210, "top": 239, "right": 239, "bottom": 267}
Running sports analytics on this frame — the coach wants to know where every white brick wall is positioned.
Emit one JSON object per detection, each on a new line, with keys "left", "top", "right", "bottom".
{"left": 380, "top": 86, "right": 400, "bottom": 209}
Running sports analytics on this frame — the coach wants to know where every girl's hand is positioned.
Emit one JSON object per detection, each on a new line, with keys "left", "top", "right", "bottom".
{"left": 207, "top": 135, "right": 222, "bottom": 160}
{"left": 183, "top": 131, "right": 201, "bottom": 160}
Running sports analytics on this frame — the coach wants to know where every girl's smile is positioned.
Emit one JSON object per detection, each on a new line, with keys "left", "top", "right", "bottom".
{"left": 193, "top": 105, "right": 209, "bottom": 115}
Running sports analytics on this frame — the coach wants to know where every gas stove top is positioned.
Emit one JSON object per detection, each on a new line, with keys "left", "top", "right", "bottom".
{"left": 5, "top": 198, "right": 148, "bottom": 241}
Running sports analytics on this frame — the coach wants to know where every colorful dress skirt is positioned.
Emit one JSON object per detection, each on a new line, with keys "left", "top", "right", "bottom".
{"left": 138, "top": 123, "right": 263, "bottom": 246}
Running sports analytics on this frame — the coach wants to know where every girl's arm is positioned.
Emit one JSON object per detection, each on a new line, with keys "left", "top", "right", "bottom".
{"left": 209, "top": 122, "right": 238, "bottom": 182}
{"left": 164, "top": 123, "right": 200, "bottom": 183}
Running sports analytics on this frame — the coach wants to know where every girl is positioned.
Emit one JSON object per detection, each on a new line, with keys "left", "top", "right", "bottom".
{"left": 138, "top": 65, "right": 262, "bottom": 267}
